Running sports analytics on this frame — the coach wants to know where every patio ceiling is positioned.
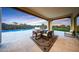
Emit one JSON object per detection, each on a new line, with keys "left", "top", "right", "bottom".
{"left": 15, "top": 7, "right": 79, "bottom": 21}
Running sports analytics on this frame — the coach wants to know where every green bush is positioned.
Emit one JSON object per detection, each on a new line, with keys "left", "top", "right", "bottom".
{"left": 52, "top": 26, "right": 70, "bottom": 32}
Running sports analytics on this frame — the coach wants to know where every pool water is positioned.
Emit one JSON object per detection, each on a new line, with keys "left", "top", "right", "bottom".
{"left": 2, "top": 29, "right": 33, "bottom": 32}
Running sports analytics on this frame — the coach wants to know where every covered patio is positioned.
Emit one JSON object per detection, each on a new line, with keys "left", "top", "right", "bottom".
{"left": 0, "top": 7, "right": 79, "bottom": 52}
{"left": 15, "top": 7, "right": 79, "bottom": 34}
{"left": 16, "top": 7, "right": 79, "bottom": 32}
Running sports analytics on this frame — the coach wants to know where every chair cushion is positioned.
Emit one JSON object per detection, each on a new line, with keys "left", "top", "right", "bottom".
{"left": 37, "top": 33, "right": 41, "bottom": 36}
{"left": 43, "top": 33, "right": 47, "bottom": 36}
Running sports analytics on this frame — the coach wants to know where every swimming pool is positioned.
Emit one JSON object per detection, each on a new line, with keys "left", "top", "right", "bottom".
{"left": 2, "top": 29, "right": 33, "bottom": 32}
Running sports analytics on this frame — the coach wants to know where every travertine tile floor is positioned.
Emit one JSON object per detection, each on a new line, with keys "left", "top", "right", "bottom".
{"left": 0, "top": 30, "right": 79, "bottom": 52}
{"left": 50, "top": 37, "right": 79, "bottom": 52}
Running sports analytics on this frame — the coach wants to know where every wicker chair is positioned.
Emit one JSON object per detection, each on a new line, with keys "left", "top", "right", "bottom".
{"left": 32, "top": 31, "right": 42, "bottom": 39}
{"left": 42, "top": 31, "right": 54, "bottom": 40}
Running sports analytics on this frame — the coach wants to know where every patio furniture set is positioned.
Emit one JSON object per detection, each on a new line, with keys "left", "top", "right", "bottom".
{"left": 31, "top": 28, "right": 57, "bottom": 52}
{"left": 32, "top": 29, "right": 54, "bottom": 40}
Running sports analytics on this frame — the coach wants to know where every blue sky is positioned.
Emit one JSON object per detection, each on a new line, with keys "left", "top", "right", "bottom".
{"left": 2, "top": 8, "right": 37, "bottom": 21}
{"left": 2, "top": 7, "right": 46, "bottom": 25}
{"left": 2, "top": 7, "right": 79, "bottom": 25}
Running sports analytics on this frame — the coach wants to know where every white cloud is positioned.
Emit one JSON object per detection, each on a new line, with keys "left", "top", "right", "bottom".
{"left": 52, "top": 18, "right": 71, "bottom": 26}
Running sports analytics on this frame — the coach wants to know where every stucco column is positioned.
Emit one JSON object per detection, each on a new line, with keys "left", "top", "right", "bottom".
{"left": 70, "top": 14, "right": 77, "bottom": 34}
{"left": 47, "top": 20, "right": 52, "bottom": 31}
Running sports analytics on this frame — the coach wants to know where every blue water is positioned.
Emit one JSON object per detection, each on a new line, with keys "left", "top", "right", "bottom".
{"left": 1, "top": 29, "right": 33, "bottom": 32}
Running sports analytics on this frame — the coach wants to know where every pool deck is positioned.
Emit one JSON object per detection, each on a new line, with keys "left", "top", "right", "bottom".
{"left": 0, "top": 30, "right": 79, "bottom": 52}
